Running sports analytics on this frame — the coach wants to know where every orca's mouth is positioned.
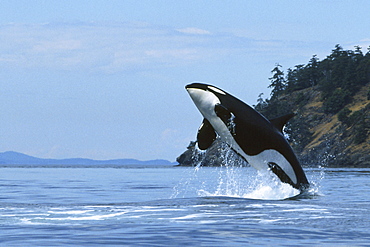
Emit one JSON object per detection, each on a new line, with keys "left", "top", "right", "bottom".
{"left": 186, "top": 83, "right": 226, "bottom": 96}
{"left": 185, "top": 83, "right": 208, "bottom": 91}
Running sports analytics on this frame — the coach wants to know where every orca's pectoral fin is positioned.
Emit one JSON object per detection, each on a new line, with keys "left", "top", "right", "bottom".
{"left": 197, "top": 119, "right": 217, "bottom": 150}
{"left": 268, "top": 162, "right": 297, "bottom": 189}
{"left": 269, "top": 113, "right": 296, "bottom": 132}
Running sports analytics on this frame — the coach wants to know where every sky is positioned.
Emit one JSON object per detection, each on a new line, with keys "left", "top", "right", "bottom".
{"left": 1, "top": 1, "right": 369, "bottom": 161}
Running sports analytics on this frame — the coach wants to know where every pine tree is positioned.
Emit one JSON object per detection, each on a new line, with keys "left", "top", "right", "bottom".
{"left": 306, "top": 55, "right": 320, "bottom": 87}
{"left": 268, "top": 64, "right": 285, "bottom": 98}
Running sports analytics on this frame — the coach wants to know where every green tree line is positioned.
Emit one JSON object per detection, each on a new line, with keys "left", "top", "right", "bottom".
{"left": 255, "top": 44, "right": 370, "bottom": 152}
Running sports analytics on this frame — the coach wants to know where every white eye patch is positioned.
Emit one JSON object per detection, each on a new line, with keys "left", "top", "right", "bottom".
{"left": 208, "top": 86, "right": 226, "bottom": 95}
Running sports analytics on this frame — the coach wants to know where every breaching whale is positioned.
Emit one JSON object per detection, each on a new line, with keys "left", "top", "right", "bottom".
{"left": 186, "top": 82, "right": 309, "bottom": 191}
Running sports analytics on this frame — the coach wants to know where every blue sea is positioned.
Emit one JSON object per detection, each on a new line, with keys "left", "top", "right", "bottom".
{"left": 1, "top": 165, "right": 370, "bottom": 246}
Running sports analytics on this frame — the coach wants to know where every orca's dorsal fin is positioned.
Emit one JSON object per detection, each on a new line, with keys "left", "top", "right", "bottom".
{"left": 269, "top": 113, "right": 296, "bottom": 132}
{"left": 197, "top": 118, "right": 217, "bottom": 150}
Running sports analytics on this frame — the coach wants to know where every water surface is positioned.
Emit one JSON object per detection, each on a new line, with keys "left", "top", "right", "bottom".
{"left": 1, "top": 166, "right": 369, "bottom": 246}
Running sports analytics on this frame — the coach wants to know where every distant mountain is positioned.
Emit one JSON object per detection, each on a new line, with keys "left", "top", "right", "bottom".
{"left": 0, "top": 151, "right": 174, "bottom": 166}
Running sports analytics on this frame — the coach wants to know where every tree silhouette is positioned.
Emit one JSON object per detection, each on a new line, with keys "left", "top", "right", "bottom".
{"left": 268, "top": 64, "right": 285, "bottom": 98}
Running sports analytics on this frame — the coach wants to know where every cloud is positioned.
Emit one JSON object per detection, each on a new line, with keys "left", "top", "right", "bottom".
{"left": 0, "top": 22, "right": 357, "bottom": 74}
{"left": 176, "top": 27, "right": 211, "bottom": 35}
{"left": 0, "top": 22, "right": 228, "bottom": 73}
{"left": 344, "top": 39, "right": 370, "bottom": 52}
{"left": 32, "top": 39, "right": 82, "bottom": 52}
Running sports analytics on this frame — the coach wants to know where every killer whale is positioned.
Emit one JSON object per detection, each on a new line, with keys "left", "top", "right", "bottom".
{"left": 186, "top": 82, "right": 309, "bottom": 191}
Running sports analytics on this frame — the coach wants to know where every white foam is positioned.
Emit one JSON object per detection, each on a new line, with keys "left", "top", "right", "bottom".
{"left": 172, "top": 213, "right": 203, "bottom": 220}
{"left": 198, "top": 183, "right": 299, "bottom": 200}
{"left": 195, "top": 166, "right": 300, "bottom": 200}
{"left": 172, "top": 148, "right": 311, "bottom": 200}
{"left": 48, "top": 211, "right": 127, "bottom": 221}
{"left": 48, "top": 210, "right": 93, "bottom": 215}
{"left": 243, "top": 183, "right": 299, "bottom": 200}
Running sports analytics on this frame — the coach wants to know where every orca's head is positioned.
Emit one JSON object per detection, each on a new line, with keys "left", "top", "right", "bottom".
{"left": 185, "top": 83, "right": 228, "bottom": 119}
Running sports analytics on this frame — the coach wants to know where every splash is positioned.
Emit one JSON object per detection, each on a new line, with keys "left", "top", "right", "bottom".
{"left": 173, "top": 141, "right": 303, "bottom": 200}
{"left": 197, "top": 169, "right": 300, "bottom": 200}
{"left": 305, "top": 165, "right": 325, "bottom": 197}
{"left": 242, "top": 171, "right": 300, "bottom": 200}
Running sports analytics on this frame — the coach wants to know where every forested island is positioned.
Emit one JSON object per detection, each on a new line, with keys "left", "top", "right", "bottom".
{"left": 177, "top": 45, "right": 370, "bottom": 167}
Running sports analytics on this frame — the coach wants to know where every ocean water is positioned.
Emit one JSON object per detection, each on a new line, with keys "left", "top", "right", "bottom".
{"left": 1, "top": 165, "right": 370, "bottom": 246}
